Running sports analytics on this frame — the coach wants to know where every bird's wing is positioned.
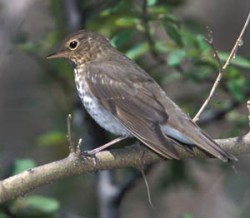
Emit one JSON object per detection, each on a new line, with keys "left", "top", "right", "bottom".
{"left": 85, "top": 60, "right": 180, "bottom": 159}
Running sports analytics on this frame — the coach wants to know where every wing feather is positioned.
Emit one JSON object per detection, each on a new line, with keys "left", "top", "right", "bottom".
{"left": 85, "top": 60, "right": 179, "bottom": 159}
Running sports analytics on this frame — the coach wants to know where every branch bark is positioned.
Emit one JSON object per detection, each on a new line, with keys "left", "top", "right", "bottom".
{"left": 1, "top": 133, "right": 250, "bottom": 203}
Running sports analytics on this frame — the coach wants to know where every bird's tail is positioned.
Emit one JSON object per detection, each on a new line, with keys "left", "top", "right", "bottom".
{"left": 161, "top": 124, "right": 237, "bottom": 162}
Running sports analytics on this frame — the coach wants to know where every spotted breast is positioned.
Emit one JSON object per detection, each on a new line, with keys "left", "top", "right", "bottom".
{"left": 74, "top": 67, "right": 130, "bottom": 136}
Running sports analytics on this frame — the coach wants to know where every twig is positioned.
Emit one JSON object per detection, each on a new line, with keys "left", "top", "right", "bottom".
{"left": 67, "top": 114, "right": 82, "bottom": 155}
{"left": 141, "top": 169, "right": 155, "bottom": 211}
{"left": 247, "top": 101, "right": 250, "bottom": 128}
{"left": 115, "top": 165, "right": 153, "bottom": 205}
{"left": 67, "top": 114, "right": 75, "bottom": 153}
{"left": 206, "top": 27, "right": 223, "bottom": 70}
{"left": 193, "top": 12, "right": 250, "bottom": 122}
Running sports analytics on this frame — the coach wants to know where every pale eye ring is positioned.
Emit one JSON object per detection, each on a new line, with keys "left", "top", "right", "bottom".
{"left": 69, "top": 40, "right": 79, "bottom": 50}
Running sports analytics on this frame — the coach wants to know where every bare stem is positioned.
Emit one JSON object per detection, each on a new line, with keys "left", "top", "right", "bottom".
{"left": 67, "top": 114, "right": 75, "bottom": 153}
{"left": 193, "top": 12, "right": 250, "bottom": 122}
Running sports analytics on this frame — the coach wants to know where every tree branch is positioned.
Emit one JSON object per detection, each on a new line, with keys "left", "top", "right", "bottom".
{"left": 1, "top": 132, "right": 250, "bottom": 203}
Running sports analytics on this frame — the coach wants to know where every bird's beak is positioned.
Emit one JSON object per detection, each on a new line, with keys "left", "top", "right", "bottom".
{"left": 47, "top": 51, "right": 68, "bottom": 59}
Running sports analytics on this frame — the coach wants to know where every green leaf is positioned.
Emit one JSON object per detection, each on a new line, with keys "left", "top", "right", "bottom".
{"left": 219, "top": 52, "right": 250, "bottom": 69}
{"left": 110, "top": 30, "right": 134, "bottom": 47}
{"left": 164, "top": 22, "right": 183, "bottom": 47}
{"left": 180, "top": 214, "right": 195, "bottom": 218}
{"left": 115, "top": 17, "right": 138, "bottom": 27}
{"left": 100, "top": 8, "right": 116, "bottom": 17}
{"left": 100, "top": 1, "right": 134, "bottom": 17}
{"left": 195, "top": 34, "right": 210, "bottom": 51}
{"left": 12, "top": 159, "right": 36, "bottom": 175}
{"left": 148, "top": 5, "right": 170, "bottom": 15}
{"left": 18, "top": 42, "right": 36, "bottom": 53}
{"left": 0, "top": 213, "right": 8, "bottom": 218}
{"left": 11, "top": 195, "right": 59, "bottom": 216}
{"left": 155, "top": 41, "right": 170, "bottom": 53}
{"left": 147, "top": 0, "right": 157, "bottom": 6}
{"left": 125, "top": 42, "right": 149, "bottom": 60}
{"left": 37, "top": 131, "right": 66, "bottom": 147}
{"left": 224, "top": 66, "right": 241, "bottom": 79}
{"left": 227, "top": 77, "right": 246, "bottom": 102}
{"left": 167, "top": 49, "right": 186, "bottom": 66}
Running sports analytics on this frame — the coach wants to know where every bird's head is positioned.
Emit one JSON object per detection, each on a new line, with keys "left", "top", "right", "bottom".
{"left": 47, "top": 30, "right": 111, "bottom": 65}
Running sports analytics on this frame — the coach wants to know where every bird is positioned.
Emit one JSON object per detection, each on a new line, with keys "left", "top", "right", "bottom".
{"left": 47, "top": 30, "right": 237, "bottom": 162}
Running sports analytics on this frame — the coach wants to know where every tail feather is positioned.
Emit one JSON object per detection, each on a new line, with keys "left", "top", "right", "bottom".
{"left": 197, "top": 130, "right": 237, "bottom": 162}
{"left": 161, "top": 123, "right": 237, "bottom": 162}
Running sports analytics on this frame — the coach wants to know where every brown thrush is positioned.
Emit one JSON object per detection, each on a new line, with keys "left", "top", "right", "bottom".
{"left": 47, "top": 30, "right": 237, "bottom": 161}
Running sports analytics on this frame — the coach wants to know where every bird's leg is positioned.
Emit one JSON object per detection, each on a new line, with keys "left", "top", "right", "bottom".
{"left": 86, "top": 135, "right": 128, "bottom": 155}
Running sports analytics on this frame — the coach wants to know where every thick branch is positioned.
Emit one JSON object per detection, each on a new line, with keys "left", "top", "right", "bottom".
{"left": 1, "top": 134, "right": 250, "bottom": 203}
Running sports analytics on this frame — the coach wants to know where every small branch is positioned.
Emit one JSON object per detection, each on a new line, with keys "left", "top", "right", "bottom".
{"left": 193, "top": 12, "right": 250, "bottom": 122}
{"left": 1, "top": 134, "right": 250, "bottom": 203}
{"left": 206, "top": 27, "right": 223, "bottom": 70}
{"left": 66, "top": 114, "right": 82, "bottom": 155}
{"left": 223, "top": 12, "right": 250, "bottom": 71}
{"left": 115, "top": 165, "right": 153, "bottom": 206}
{"left": 67, "top": 114, "right": 74, "bottom": 153}
{"left": 247, "top": 100, "right": 250, "bottom": 127}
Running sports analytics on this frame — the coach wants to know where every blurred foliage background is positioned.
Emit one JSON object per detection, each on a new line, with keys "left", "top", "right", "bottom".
{"left": 0, "top": 0, "right": 250, "bottom": 217}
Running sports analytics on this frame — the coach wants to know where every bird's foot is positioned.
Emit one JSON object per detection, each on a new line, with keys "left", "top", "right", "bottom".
{"left": 82, "top": 150, "right": 98, "bottom": 170}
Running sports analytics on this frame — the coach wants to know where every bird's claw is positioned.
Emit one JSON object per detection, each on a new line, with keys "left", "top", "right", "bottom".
{"left": 82, "top": 150, "right": 97, "bottom": 170}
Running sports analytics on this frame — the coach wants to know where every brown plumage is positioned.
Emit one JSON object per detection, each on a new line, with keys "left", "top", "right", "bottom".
{"left": 47, "top": 30, "right": 237, "bottom": 162}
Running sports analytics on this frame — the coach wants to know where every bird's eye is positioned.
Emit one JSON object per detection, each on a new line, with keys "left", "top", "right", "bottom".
{"left": 69, "top": 40, "right": 79, "bottom": 50}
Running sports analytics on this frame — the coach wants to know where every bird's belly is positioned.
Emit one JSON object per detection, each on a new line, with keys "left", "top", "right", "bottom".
{"left": 74, "top": 70, "right": 129, "bottom": 136}
{"left": 82, "top": 93, "right": 129, "bottom": 136}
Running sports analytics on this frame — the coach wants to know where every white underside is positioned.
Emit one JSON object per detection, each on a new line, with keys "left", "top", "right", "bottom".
{"left": 74, "top": 69, "right": 129, "bottom": 136}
